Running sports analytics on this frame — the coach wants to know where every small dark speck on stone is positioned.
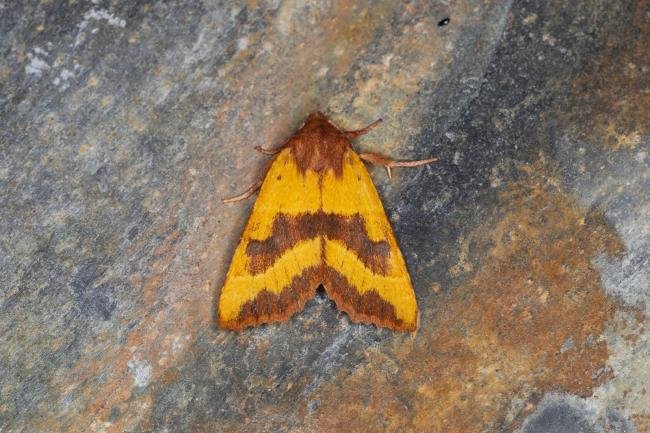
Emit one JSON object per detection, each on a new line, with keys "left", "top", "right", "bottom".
{"left": 70, "top": 266, "right": 116, "bottom": 320}
{"left": 438, "top": 17, "right": 450, "bottom": 27}
{"left": 108, "top": 407, "right": 121, "bottom": 422}
{"left": 127, "top": 226, "right": 139, "bottom": 240}
{"left": 76, "top": 283, "right": 116, "bottom": 321}
{"left": 307, "top": 399, "right": 319, "bottom": 413}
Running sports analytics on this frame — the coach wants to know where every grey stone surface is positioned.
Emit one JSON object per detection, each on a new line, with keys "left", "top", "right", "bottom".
{"left": 1, "top": 0, "right": 648, "bottom": 432}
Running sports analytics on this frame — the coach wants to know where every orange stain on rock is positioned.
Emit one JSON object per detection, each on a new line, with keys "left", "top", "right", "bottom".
{"left": 633, "top": 414, "right": 650, "bottom": 433}
{"left": 307, "top": 158, "right": 627, "bottom": 433}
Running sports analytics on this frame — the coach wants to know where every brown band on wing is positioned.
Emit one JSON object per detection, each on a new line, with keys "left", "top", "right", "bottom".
{"left": 322, "top": 267, "right": 413, "bottom": 331}
{"left": 220, "top": 267, "right": 323, "bottom": 331}
{"left": 246, "top": 212, "right": 390, "bottom": 275}
{"left": 222, "top": 265, "right": 411, "bottom": 331}
{"left": 322, "top": 213, "right": 391, "bottom": 274}
{"left": 245, "top": 213, "right": 319, "bottom": 274}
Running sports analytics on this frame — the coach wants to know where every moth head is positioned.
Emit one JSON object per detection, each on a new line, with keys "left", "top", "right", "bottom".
{"left": 290, "top": 112, "right": 350, "bottom": 176}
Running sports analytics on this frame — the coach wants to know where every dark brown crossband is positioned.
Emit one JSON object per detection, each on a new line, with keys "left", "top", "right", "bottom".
{"left": 246, "top": 212, "right": 391, "bottom": 275}
{"left": 322, "top": 268, "right": 409, "bottom": 331}
{"left": 233, "top": 267, "right": 408, "bottom": 331}
{"left": 230, "top": 267, "right": 322, "bottom": 330}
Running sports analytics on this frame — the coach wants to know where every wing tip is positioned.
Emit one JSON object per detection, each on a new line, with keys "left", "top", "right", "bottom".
{"left": 337, "top": 306, "right": 418, "bottom": 332}
{"left": 324, "top": 287, "right": 418, "bottom": 333}
{"left": 217, "top": 281, "right": 318, "bottom": 331}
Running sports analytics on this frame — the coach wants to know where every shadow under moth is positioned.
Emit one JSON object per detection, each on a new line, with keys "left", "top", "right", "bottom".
{"left": 219, "top": 112, "right": 437, "bottom": 331}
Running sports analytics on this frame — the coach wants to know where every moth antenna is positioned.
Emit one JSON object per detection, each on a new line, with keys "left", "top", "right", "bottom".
{"left": 255, "top": 145, "right": 285, "bottom": 155}
{"left": 222, "top": 180, "right": 263, "bottom": 203}
{"left": 344, "top": 118, "right": 383, "bottom": 139}
{"left": 359, "top": 152, "right": 438, "bottom": 177}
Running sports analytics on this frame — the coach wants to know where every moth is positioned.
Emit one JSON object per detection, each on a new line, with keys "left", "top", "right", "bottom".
{"left": 219, "top": 112, "right": 437, "bottom": 331}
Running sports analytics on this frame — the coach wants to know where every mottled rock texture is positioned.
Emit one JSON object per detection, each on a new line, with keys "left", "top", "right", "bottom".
{"left": 1, "top": 1, "right": 648, "bottom": 432}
